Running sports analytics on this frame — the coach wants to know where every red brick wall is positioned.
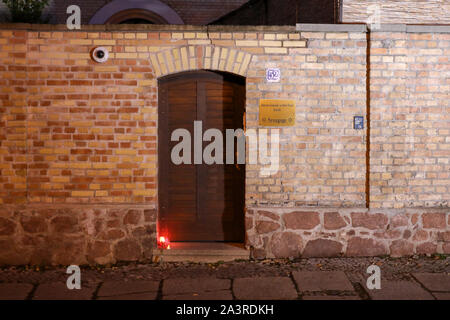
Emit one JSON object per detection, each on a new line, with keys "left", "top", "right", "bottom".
{"left": 0, "top": 30, "right": 28, "bottom": 204}
{"left": 25, "top": 31, "right": 157, "bottom": 204}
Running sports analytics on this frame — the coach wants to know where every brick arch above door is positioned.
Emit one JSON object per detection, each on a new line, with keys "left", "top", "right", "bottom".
{"left": 149, "top": 46, "right": 253, "bottom": 78}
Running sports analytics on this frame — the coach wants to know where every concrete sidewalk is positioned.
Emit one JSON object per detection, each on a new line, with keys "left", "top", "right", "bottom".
{"left": 0, "top": 257, "right": 448, "bottom": 300}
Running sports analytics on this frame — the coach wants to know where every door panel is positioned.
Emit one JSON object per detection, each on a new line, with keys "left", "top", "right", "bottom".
{"left": 158, "top": 71, "right": 245, "bottom": 242}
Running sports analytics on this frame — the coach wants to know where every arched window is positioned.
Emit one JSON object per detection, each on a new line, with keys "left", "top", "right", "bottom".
{"left": 105, "top": 9, "right": 168, "bottom": 24}
{"left": 89, "top": 0, "right": 184, "bottom": 25}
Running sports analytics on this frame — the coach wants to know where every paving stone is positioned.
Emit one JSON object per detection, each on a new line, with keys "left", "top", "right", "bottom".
{"left": 163, "top": 278, "right": 230, "bottom": 295}
{"left": 432, "top": 293, "right": 450, "bottom": 300}
{"left": 412, "top": 273, "right": 450, "bottom": 292}
{"left": 97, "top": 280, "right": 160, "bottom": 298}
{"left": 363, "top": 281, "right": 435, "bottom": 300}
{"left": 98, "top": 292, "right": 157, "bottom": 300}
{"left": 163, "top": 290, "right": 233, "bottom": 300}
{"left": 33, "top": 282, "right": 97, "bottom": 300}
{"left": 233, "top": 277, "right": 298, "bottom": 300}
{"left": 302, "top": 295, "right": 361, "bottom": 300}
{"left": 0, "top": 283, "right": 33, "bottom": 300}
{"left": 292, "top": 271, "right": 354, "bottom": 292}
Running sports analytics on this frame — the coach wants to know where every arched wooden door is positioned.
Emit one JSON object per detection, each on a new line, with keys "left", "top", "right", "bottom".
{"left": 158, "top": 71, "right": 245, "bottom": 242}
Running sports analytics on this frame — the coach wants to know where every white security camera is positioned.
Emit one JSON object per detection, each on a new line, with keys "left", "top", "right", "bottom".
{"left": 91, "top": 47, "right": 109, "bottom": 63}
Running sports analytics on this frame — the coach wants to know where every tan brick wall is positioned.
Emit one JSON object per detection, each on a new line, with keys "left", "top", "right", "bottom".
{"left": 0, "top": 25, "right": 449, "bottom": 264}
{"left": 342, "top": 0, "right": 450, "bottom": 24}
{"left": 245, "top": 31, "right": 368, "bottom": 208}
{"left": 0, "top": 26, "right": 449, "bottom": 209}
{"left": 369, "top": 31, "right": 450, "bottom": 208}
{"left": 0, "top": 27, "right": 311, "bottom": 207}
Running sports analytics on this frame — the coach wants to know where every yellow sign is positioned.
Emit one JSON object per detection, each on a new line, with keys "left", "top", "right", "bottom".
{"left": 259, "top": 99, "right": 295, "bottom": 127}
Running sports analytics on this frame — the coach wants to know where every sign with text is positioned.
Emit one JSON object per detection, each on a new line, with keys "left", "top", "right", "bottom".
{"left": 259, "top": 99, "right": 295, "bottom": 127}
{"left": 354, "top": 116, "right": 364, "bottom": 130}
{"left": 266, "top": 68, "right": 281, "bottom": 82}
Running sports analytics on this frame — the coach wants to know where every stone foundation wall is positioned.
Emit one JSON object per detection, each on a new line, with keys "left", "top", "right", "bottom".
{"left": 246, "top": 208, "right": 450, "bottom": 258}
{"left": 0, "top": 205, "right": 156, "bottom": 265}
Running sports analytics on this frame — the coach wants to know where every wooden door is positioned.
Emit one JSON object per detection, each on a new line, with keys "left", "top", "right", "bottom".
{"left": 158, "top": 71, "right": 245, "bottom": 242}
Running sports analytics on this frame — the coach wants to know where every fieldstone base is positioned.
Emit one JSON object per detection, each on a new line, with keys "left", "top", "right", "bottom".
{"left": 0, "top": 204, "right": 157, "bottom": 266}
{"left": 246, "top": 207, "right": 449, "bottom": 259}
{"left": 0, "top": 205, "right": 448, "bottom": 265}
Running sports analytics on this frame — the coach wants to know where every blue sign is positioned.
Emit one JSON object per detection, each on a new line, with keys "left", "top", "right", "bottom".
{"left": 354, "top": 116, "right": 364, "bottom": 130}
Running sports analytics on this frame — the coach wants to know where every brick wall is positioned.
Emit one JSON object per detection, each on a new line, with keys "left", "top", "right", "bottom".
{"left": 369, "top": 29, "right": 450, "bottom": 209}
{"left": 25, "top": 31, "right": 157, "bottom": 204}
{"left": 244, "top": 30, "right": 367, "bottom": 207}
{"left": 0, "top": 24, "right": 449, "bottom": 265}
{"left": 0, "top": 30, "right": 28, "bottom": 205}
{"left": 342, "top": 0, "right": 450, "bottom": 24}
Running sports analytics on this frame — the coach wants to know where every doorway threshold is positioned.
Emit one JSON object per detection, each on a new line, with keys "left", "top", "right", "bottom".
{"left": 152, "top": 242, "right": 250, "bottom": 263}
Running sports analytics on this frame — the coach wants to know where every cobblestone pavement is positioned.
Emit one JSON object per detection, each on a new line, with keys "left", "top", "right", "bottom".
{"left": 0, "top": 256, "right": 448, "bottom": 300}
